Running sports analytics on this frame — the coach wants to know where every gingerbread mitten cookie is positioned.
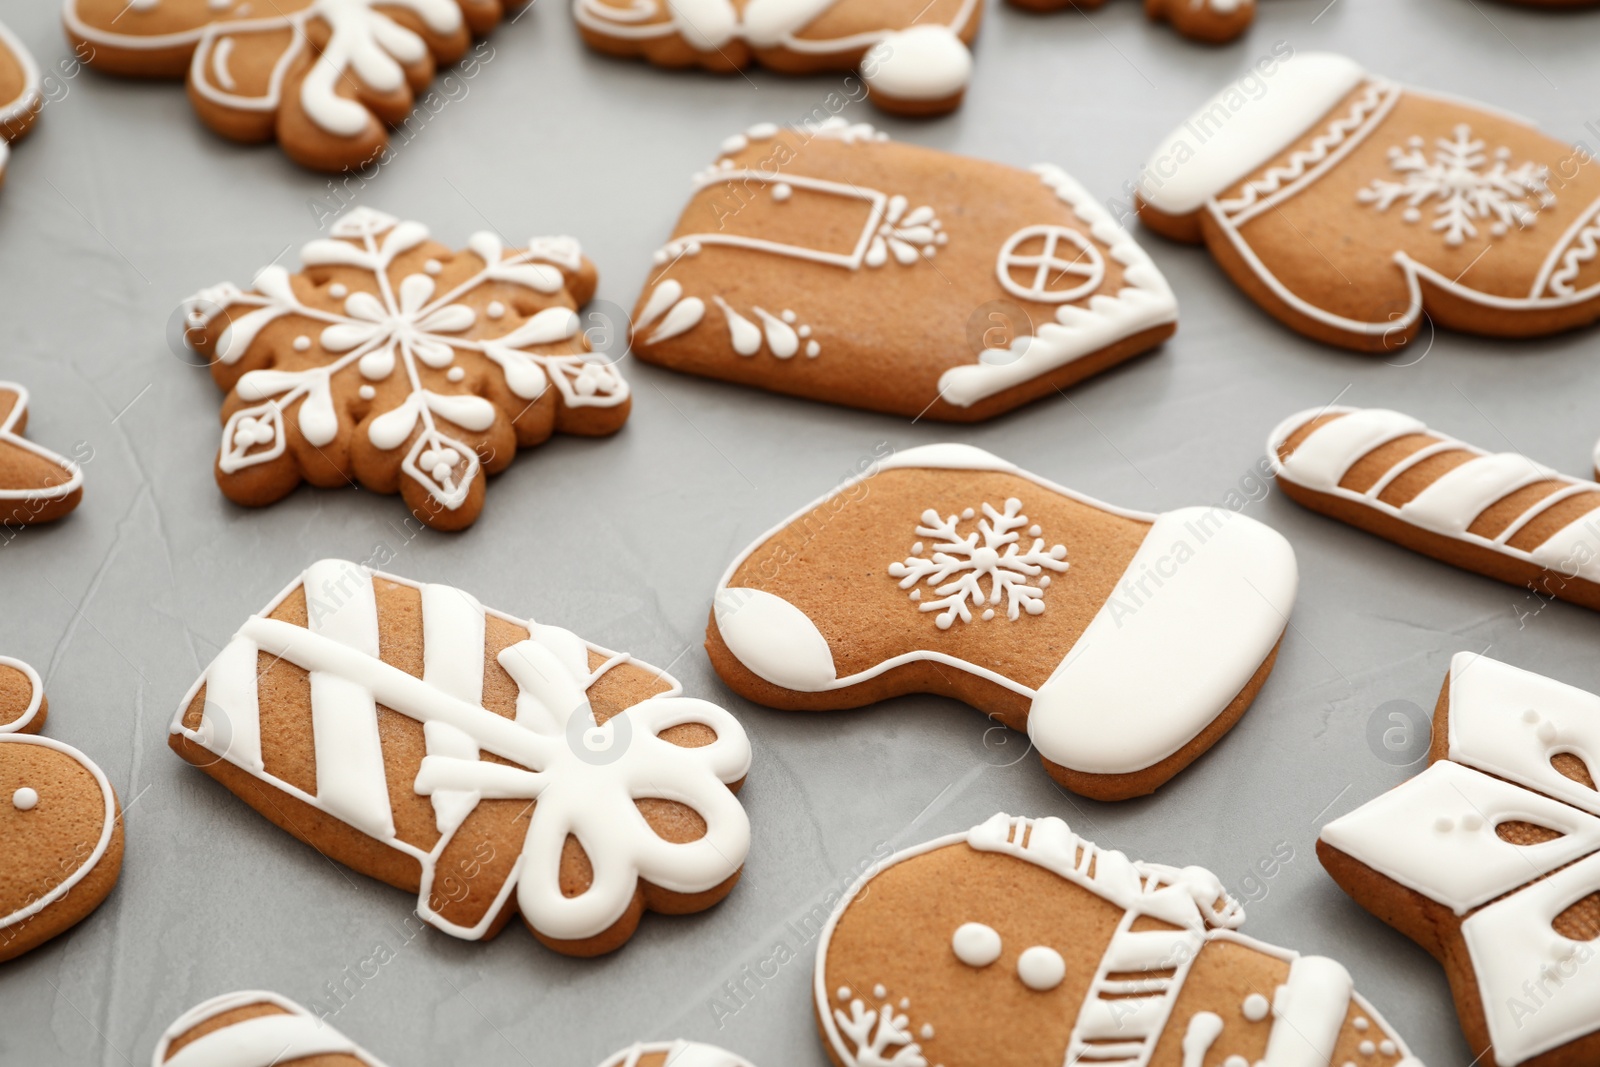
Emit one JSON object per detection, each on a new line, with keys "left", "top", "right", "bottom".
{"left": 172, "top": 559, "right": 753, "bottom": 957}
{"left": 710, "top": 443, "right": 1296, "bottom": 800}
{"left": 1320, "top": 652, "right": 1600, "bottom": 1067}
{"left": 1, "top": 664, "right": 124, "bottom": 964}
{"left": 817, "top": 814, "right": 1420, "bottom": 1067}
{"left": 599, "top": 1041, "right": 754, "bottom": 1066}
{"left": 576, "top": 0, "right": 979, "bottom": 116}
{"left": 1008, "top": 0, "right": 1253, "bottom": 45}
{"left": 633, "top": 120, "right": 1178, "bottom": 421}
{"left": 184, "top": 207, "right": 630, "bottom": 532}
{"left": 1138, "top": 52, "right": 1600, "bottom": 352}
{"left": 1270, "top": 405, "right": 1600, "bottom": 610}
{"left": 63, "top": 0, "right": 518, "bottom": 171}
{"left": 0, "top": 382, "right": 85, "bottom": 527}
{"left": 154, "top": 991, "right": 388, "bottom": 1066}
{"left": 0, "top": 21, "right": 40, "bottom": 184}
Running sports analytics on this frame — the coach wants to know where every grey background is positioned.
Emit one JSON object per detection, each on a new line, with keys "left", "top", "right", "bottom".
{"left": 1, "top": 0, "right": 1597, "bottom": 1063}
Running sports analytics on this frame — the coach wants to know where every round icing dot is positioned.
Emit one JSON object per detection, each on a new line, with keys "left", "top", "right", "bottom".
{"left": 720, "top": 134, "right": 749, "bottom": 154}
{"left": 1434, "top": 816, "right": 1455, "bottom": 832}
{"left": 873, "top": 984, "right": 887, "bottom": 999}
{"left": 981, "top": 609, "right": 995, "bottom": 621}
{"left": 781, "top": 309, "right": 797, "bottom": 324}
{"left": 447, "top": 367, "right": 466, "bottom": 382}
{"left": 1461, "top": 812, "right": 1483, "bottom": 831}
{"left": 747, "top": 122, "right": 778, "bottom": 139}
{"left": 1359, "top": 1040, "right": 1375, "bottom": 1056}
{"left": 1379, "top": 1040, "right": 1396, "bottom": 1055}
{"left": 487, "top": 301, "right": 506, "bottom": 320}
{"left": 1016, "top": 946, "right": 1065, "bottom": 991}
{"left": 798, "top": 324, "right": 812, "bottom": 338}
{"left": 652, "top": 250, "right": 668, "bottom": 266}
{"left": 1039, "top": 576, "right": 1052, "bottom": 588}
{"left": 951, "top": 922, "right": 1001, "bottom": 967}
{"left": 961, "top": 508, "right": 975, "bottom": 520}
{"left": 329, "top": 283, "right": 348, "bottom": 298}
{"left": 920, "top": 1024, "right": 934, "bottom": 1040}
{"left": 293, "top": 335, "right": 312, "bottom": 352}
{"left": 836, "top": 986, "right": 851, "bottom": 1001}
{"left": 898, "top": 997, "right": 909, "bottom": 1009}
{"left": 772, "top": 183, "right": 793, "bottom": 202}
{"left": 12, "top": 787, "right": 38, "bottom": 811}
{"left": 806, "top": 341, "right": 821, "bottom": 358}
{"left": 1242, "top": 993, "right": 1270, "bottom": 1022}
{"left": 425, "top": 258, "right": 443, "bottom": 275}
{"left": 359, "top": 385, "right": 376, "bottom": 400}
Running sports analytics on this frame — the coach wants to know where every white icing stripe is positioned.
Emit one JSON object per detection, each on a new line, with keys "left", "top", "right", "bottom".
{"left": 1322, "top": 761, "right": 1600, "bottom": 915}
{"left": 1274, "top": 408, "right": 1425, "bottom": 492}
{"left": 1448, "top": 652, "right": 1600, "bottom": 818}
{"left": 421, "top": 583, "right": 486, "bottom": 834}
{"left": 0, "top": 735, "right": 117, "bottom": 932}
{"left": 305, "top": 559, "right": 395, "bottom": 840}
{"left": 201, "top": 638, "right": 264, "bottom": 771}
{"left": 152, "top": 990, "right": 387, "bottom": 1067}
{"left": 1261, "top": 956, "right": 1352, "bottom": 1067}
{"left": 1400, "top": 452, "right": 1555, "bottom": 537}
{"left": 0, "top": 655, "right": 44, "bottom": 735}
{"left": 1464, "top": 850, "right": 1600, "bottom": 1066}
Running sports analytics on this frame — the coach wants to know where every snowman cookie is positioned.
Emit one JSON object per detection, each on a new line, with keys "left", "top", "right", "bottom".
{"left": 0, "top": 660, "right": 124, "bottom": 964}
{"left": 817, "top": 814, "right": 1420, "bottom": 1067}
{"left": 0, "top": 381, "right": 85, "bottom": 527}
{"left": 1137, "top": 52, "right": 1600, "bottom": 352}
{"left": 62, "top": 0, "right": 517, "bottom": 172}
{"left": 183, "top": 207, "right": 630, "bottom": 532}
{"left": 1009, "top": 0, "right": 1254, "bottom": 45}
{"left": 1321, "top": 652, "right": 1600, "bottom": 1067}
{"left": 575, "top": 0, "right": 980, "bottom": 116}
{"left": 154, "top": 991, "right": 387, "bottom": 1066}
{"left": 172, "top": 559, "right": 753, "bottom": 957}
{"left": 633, "top": 120, "right": 1178, "bottom": 421}
{"left": 598, "top": 1041, "right": 755, "bottom": 1066}
{"left": 0, "top": 21, "right": 40, "bottom": 185}
{"left": 1269, "top": 405, "right": 1600, "bottom": 611}
{"left": 709, "top": 443, "right": 1296, "bottom": 800}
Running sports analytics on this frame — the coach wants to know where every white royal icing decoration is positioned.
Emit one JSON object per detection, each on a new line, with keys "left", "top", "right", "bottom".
{"left": 952, "top": 921, "right": 1002, "bottom": 967}
{"left": 185, "top": 209, "right": 625, "bottom": 512}
{"left": 604, "top": 1040, "right": 756, "bottom": 1067}
{"left": 1017, "top": 945, "right": 1066, "bottom": 991}
{"left": 152, "top": 990, "right": 387, "bottom": 1067}
{"left": 0, "top": 384, "right": 86, "bottom": 508}
{"left": 1269, "top": 407, "right": 1600, "bottom": 585}
{"left": 173, "top": 559, "right": 753, "bottom": 944}
{"left": 0, "top": 735, "right": 116, "bottom": 935}
{"left": 0, "top": 655, "right": 45, "bottom": 735}
{"left": 11, "top": 787, "right": 37, "bottom": 811}
{"left": 715, "top": 444, "right": 1297, "bottom": 777}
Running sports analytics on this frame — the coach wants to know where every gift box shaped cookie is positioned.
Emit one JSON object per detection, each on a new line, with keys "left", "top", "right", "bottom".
{"left": 817, "top": 814, "right": 1421, "bottom": 1067}
{"left": 1320, "top": 653, "right": 1600, "bottom": 1067}
{"left": 709, "top": 443, "right": 1296, "bottom": 800}
{"left": 575, "top": 0, "right": 980, "bottom": 116}
{"left": 1137, "top": 51, "right": 1600, "bottom": 352}
{"left": 632, "top": 120, "right": 1178, "bottom": 421}
{"left": 171, "top": 559, "right": 753, "bottom": 957}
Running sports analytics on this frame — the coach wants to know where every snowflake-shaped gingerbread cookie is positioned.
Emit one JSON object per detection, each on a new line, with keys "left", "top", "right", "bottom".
{"left": 889, "top": 499, "right": 1069, "bottom": 629}
{"left": 63, "top": 0, "right": 518, "bottom": 171}
{"left": 172, "top": 560, "right": 753, "bottom": 956}
{"left": 1138, "top": 53, "right": 1600, "bottom": 352}
{"left": 184, "top": 208, "right": 630, "bottom": 531}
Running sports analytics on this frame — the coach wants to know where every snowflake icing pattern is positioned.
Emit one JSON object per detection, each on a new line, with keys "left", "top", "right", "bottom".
{"left": 888, "top": 498, "right": 1069, "bottom": 629}
{"left": 833, "top": 987, "right": 930, "bottom": 1067}
{"left": 186, "top": 207, "right": 627, "bottom": 517}
{"left": 1357, "top": 124, "right": 1556, "bottom": 247}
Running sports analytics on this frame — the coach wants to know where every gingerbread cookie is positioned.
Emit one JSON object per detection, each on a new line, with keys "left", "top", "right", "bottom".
{"left": 709, "top": 443, "right": 1296, "bottom": 800}
{"left": 62, "top": 0, "right": 517, "bottom": 172}
{"left": 1009, "top": 0, "right": 1254, "bottom": 45}
{"left": 599, "top": 1041, "right": 754, "bottom": 1066}
{"left": 0, "top": 381, "right": 85, "bottom": 527}
{"left": 1137, "top": 51, "right": 1600, "bottom": 352}
{"left": 1320, "top": 652, "right": 1600, "bottom": 1067}
{"left": 183, "top": 207, "right": 630, "bottom": 532}
{"left": 816, "top": 813, "right": 1420, "bottom": 1067}
{"left": 0, "top": 20, "right": 40, "bottom": 184}
{"left": 576, "top": 0, "right": 979, "bottom": 116}
{"left": 632, "top": 120, "right": 1178, "bottom": 421}
{"left": 1269, "top": 405, "right": 1600, "bottom": 611}
{"left": 154, "top": 990, "right": 388, "bottom": 1066}
{"left": 172, "top": 559, "right": 753, "bottom": 957}
{"left": 1, "top": 662, "right": 124, "bottom": 964}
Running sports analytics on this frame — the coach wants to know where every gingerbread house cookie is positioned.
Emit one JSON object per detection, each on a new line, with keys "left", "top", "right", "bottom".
{"left": 184, "top": 207, "right": 630, "bottom": 532}
{"left": 1320, "top": 652, "right": 1600, "bottom": 1067}
{"left": 62, "top": 0, "right": 518, "bottom": 171}
{"left": 171, "top": 559, "right": 753, "bottom": 957}
{"left": 633, "top": 120, "right": 1178, "bottom": 421}
{"left": 709, "top": 443, "right": 1296, "bottom": 800}
{"left": 1269, "top": 405, "right": 1600, "bottom": 611}
{"left": 1138, "top": 52, "right": 1600, "bottom": 352}
{"left": 0, "top": 381, "right": 85, "bottom": 527}
{"left": 153, "top": 990, "right": 388, "bottom": 1066}
{"left": 575, "top": 0, "right": 979, "bottom": 116}
{"left": 817, "top": 814, "right": 1421, "bottom": 1067}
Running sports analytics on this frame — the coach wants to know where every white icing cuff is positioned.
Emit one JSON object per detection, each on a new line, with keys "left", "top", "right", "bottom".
{"left": 714, "top": 587, "right": 838, "bottom": 691}
{"left": 877, "top": 442, "right": 1018, "bottom": 474}
{"left": 1140, "top": 53, "right": 1367, "bottom": 217}
{"left": 860, "top": 26, "right": 972, "bottom": 102}
{"left": 1263, "top": 956, "right": 1353, "bottom": 1067}
{"left": 1028, "top": 507, "right": 1296, "bottom": 775}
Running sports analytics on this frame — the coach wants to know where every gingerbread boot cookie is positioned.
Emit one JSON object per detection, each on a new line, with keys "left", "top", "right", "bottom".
{"left": 0, "top": 382, "right": 85, "bottom": 527}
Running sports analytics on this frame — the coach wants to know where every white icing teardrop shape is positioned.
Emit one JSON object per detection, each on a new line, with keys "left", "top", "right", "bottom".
{"left": 714, "top": 297, "right": 762, "bottom": 356}
{"left": 650, "top": 297, "right": 705, "bottom": 343}
{"left": 754, "top": 307, "right": 799, "bottom": 358}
